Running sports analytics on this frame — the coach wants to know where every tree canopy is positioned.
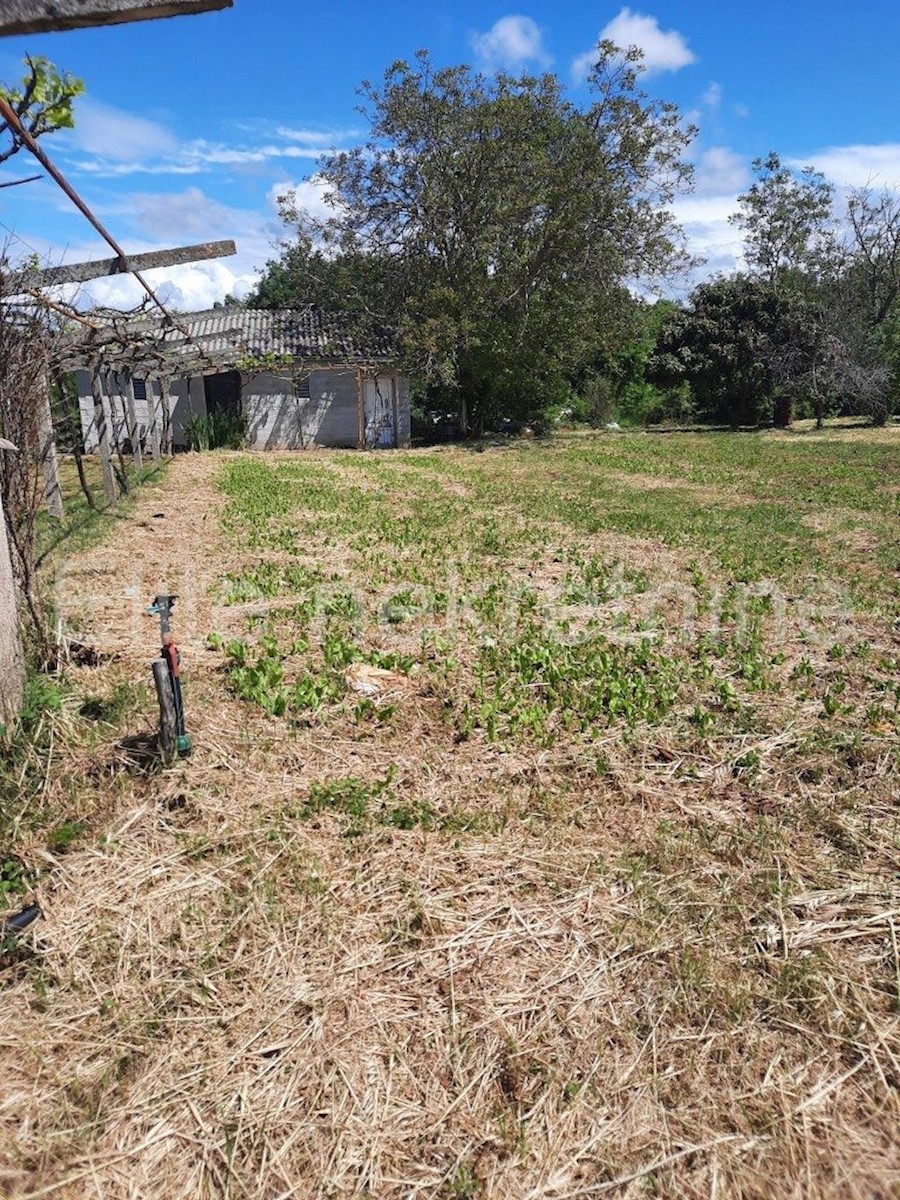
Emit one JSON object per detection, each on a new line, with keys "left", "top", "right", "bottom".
{"left": 729, "top": 152, "right": 838, "bottom": 291}
{"left": 653, "top": 154, "right": 896, "bottom": 429}
{"left": 252, "top": 66, "right": 900, "bottom": 432}
{"left": 252, "top": 45, "right": 696, "bottom": 430}
{"left": 649, "top": 275, "right": 794, "bottom": 428}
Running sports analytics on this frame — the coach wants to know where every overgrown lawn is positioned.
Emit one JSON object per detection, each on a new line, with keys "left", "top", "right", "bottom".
{"left": 2, "top": 428, "right": 899, "bottom": 1200}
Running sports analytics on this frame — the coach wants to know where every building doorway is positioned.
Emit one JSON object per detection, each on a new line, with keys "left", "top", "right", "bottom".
{"left": 364, "top": 376, "right": 397, "bottom": 448}
{"left": 204, "top": 370, "right": 241, "bottom": 419}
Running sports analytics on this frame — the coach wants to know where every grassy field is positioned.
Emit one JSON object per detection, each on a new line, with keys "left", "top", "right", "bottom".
{"left": 2, "top": 426, "right": 899, "bottom": 1198}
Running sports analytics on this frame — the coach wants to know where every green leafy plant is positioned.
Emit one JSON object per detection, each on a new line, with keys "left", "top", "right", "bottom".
{"left": 185, "top": 411, "right": 246, "bottom": 452}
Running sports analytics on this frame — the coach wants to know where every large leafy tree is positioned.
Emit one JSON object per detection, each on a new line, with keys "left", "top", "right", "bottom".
{"left": 727, "top": 152, "right": 892, "bottom": 426}
{"left": 259, "top": 45, "right": 695, "bottom": 430}
{"left": 649, "top": 275, "right": 792, "bottom": 428}
{"left": 847, "top": 187, "right": 900, "bottom": 328}
{"left": 845, "top": 187, "right": 900, "bottom": 415}
{"left": 725, "top": 154, "right": 854, "bottom": 426}
{"left": 729, "top": 152, "right": 837, "bottom": 291}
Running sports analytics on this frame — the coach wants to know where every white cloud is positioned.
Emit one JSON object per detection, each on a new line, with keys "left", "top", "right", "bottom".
{"left": 111, "top": 186, "right": 274, "bottom": 252}
{"left": 702, "top": 81, "right": 721, "bottom": 109}
{"left": 195, "top": 143, "right": 326, "bottom": 166}
{"left": 276, "top": 126, "right": 354, "bottom": 146}
{"left": 693, "top": 146, "right": 748, "bottom": 197}
{"left": 25, "top": 182, "right": 289, "bottom": 311}
{"left": 269, "top": 176, "right": 338, "bottom": 226}
{"left": 791, "top": 143, "right": 900, "bottom": 189}
{"left": 573, "top": 7, "right": 696, "bottom": 80}
{"left": 670, "top": 194, "right": 745, "bottom": 282}
{"left": 662, "top": 147, "right": 749, "bottom": 287}
{"left": 471, "top": 15, "right": 551, "bottom": 69}
{"left": 59, "top": 107, "right": 355, "bottom": 179}
{"left": 71, "top": 140, "right": 329, "bottom": 178}
{"left": 82, "top": 257, "right": 258, "bottom": 312}
{"left": 72, "top": 99, "right": 179, "bottom": 162}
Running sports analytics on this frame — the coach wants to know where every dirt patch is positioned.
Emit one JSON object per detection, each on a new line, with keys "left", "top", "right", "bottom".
{"left": 59, "top": 454, "right": 226, "bottom": 662}
{"left": 597, "top": 469, "right": 757, "bottom": 507}
{"left": 799, "top": 509, "right": 879, "bottom": 555}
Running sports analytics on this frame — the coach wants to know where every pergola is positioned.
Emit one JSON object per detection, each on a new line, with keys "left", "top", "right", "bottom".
{"left": 0, "top": 0, "right": 236, "bottom": 724}
{"left": 0, "top": 1, "right": 232, "bottom": 37}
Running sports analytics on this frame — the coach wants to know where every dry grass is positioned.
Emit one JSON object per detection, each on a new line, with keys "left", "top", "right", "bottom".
{"left": 2, "top": 430, "right": 899, "bottom": 1199}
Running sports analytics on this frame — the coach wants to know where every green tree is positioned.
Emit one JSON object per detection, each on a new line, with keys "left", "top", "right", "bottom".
{"left": 845, "top": 187, "right": 900, "bottom": 418}
{"left": 0, "top": 56, "right": 83, "bottom": 166}
{"left": 649, "top": 275, "right": 791, "bottom": 428}
{"left": 729, "top": 152, "right": 837, "bottom": 291}
{"left": 727, "top": 152, "right": 891, "bottom": 427}
{"left": 265, "top": 45, "right": 695, "bottom": 432}
{"left": 247, "top": 234, "right": 394, "bottom": 353}
{"left": 601, "top": 299, "right": 687, "bottom": 425}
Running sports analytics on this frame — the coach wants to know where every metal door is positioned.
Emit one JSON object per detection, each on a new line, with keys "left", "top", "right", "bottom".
{"left": 364, "top": 376, "right": 396, "bottom": 448}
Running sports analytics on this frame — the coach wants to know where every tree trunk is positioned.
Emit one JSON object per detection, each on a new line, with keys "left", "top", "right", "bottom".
{"left": 458, "top": 391, "right": 468, "bottom": 437}
{"left": 107, "top": 372, "right": 130, "bottom": 494}
{"left": 53, "top": 369, "right": 96, "bottom": 509}
{"left": 773, "top": 394, "right": 793, "bottom": 428}
{"left": 71, "top": 439, "right": 95, "bottom": 509}
{"left": 159, "top": 375, "right": 173, "bottom": 456}
{"left": 146, "top": 377, "right": 161, "bottom": 466}
{"left": 812, "top": 356, "right": 824, "bottom": 430}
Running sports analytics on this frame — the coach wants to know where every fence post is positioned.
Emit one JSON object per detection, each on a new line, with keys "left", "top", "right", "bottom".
{"left": 90, "top": 366, "right": 118, "bottom": 503}
{"left": 122, "top": 368, "right": 143, "bottom": 472}
{"left": 37, "top": 374, "right": 63, "bottom": 517}
{"left": 146, "top": 375, "right": 161, "bottom": 467}
{"left": 0, "top": 439, "right": 25, "bottom": 729}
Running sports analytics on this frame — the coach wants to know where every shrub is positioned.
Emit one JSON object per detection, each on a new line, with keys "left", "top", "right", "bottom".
{"left": 185, "top": 411, "right": 245, "bottom": 451}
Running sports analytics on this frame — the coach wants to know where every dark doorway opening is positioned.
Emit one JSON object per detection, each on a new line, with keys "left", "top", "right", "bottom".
{"left": 204, "top": 370, "right": 241, "bottom": 418}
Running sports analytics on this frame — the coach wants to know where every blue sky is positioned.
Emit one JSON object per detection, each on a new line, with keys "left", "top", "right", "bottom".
{"left": 2, "top": 0, "right": 900, "bottom": 309}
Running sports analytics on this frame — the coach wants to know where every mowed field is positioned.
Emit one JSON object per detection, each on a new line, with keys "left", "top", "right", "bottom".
{"left": 2, "top": 427, "right": 900, "bottom": 1199}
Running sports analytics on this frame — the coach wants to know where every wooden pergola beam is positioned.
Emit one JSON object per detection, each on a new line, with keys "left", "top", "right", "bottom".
{"left": 26, "top": 239, "right": 236, "bottom": 289}
{"left": 0, "top": 0, "right": 232, "bottom": 36}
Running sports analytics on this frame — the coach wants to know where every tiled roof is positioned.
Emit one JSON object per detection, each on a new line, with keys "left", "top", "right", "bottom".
{"left": 64, "top": 306, "right": 395, "bottom": 372}
{"left": 164, "top": 307, "right": 394, "bottom": 364}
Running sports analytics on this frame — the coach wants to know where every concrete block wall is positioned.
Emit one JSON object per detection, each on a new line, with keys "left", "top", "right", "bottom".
{"left": 76, "top": 371, "right": 203, "bottom": 450}
{"left": 77, "top": 366, "right": 409, "bottom": 452}
{"left": 242, "top": 369, "right": 360, "bottom": 449}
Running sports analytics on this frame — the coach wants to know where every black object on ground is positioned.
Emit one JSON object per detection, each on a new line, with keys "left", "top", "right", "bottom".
{"left": 1, "top": 902, "right": 42, "bottom": 938}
